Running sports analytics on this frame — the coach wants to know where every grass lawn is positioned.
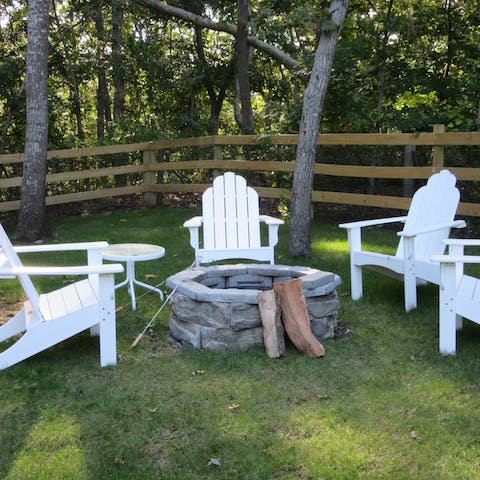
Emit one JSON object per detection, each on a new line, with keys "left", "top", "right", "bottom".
{"left": 1, "top": 207, "right": 480, "bottom": 479}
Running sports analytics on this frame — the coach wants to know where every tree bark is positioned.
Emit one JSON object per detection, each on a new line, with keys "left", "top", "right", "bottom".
{"left": 288, "top": 0, "right": 349, "bottom": 257}
{"left": 112, "top": 0, "right": 125, "bottom": 123}
{"left": 112, "top": 0, "right": 127, "bottom": 187}
{"left": 234, "top": 0, "right": 254, "bottom": 134}
{"left": 16, "top": 0, "right": 50, "bottom": 241}
{"left": 52, "top": 0, "right": 85, "bottom": 140}
{"left": 93, "top": 3, "right": 112, "bottom": 142}
{"left": 273, "top": 279, "right": 325, "bottom": 358}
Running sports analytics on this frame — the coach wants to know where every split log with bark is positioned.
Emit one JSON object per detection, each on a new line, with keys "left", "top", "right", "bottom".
{"left": 258, "top": 278, "right": 326, "bottom": 358}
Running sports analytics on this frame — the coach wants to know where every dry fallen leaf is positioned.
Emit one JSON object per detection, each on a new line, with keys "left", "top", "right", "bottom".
{"left": 410, "top": 431, "right": 421, "bottom": 441}
{"left": 228, "top": 403, "right": 241, "bottom": 411}
{"left": 207, "top": 458, "right": 221, "bottom": 467}
{"left": 144, "top": 273, "right": 159, "bottom": 279}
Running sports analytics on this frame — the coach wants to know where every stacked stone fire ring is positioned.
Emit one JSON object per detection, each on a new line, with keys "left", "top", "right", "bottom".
{"left": 166, "top": 264, "right": 341, "bottom": 351}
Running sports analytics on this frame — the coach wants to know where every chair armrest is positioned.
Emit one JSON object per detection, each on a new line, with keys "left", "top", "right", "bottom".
{"left": 432, "top": 254, "right": 480, "bottom": 265}
{"left": 259, "top": 215, "right": 284, "bottom": 226}
{"left": 339, "top": 216, "right": 407, "bottom": 230}
{"left": 443, "top": 239, "right": 480, "bottom": 248}
{"left": 13, "top": 241, "right": 110, "bottom": 253}
{"left": 0, "top": 264, "right": 124, "bottom": 276}
{"left": 183, "top": 216, "right": 203, "bottom": 228}
{"left": 398, "top": 220, "right": 466, "bottom": 237}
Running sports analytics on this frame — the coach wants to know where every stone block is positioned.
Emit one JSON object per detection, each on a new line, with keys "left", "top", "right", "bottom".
{"left": 200, "top": 277, "right": 226, "bottom": 288}
{"left": 311, "top": 315, "right": 337, "bottom": 339}
{"left": 226, "top": 274, "right": 272, "bottom": 290}
{"left": 170, "top": 294, "right": 231, "bottom": 328}
{"left": 300, "top": 270, "right": 335, "bottom": 289}
{"left": 200, "top": 326, "right": 264, "bottom": 350}
{"left": 205, "top": 265, "right": 249, "bottom": 277}
{"left": 195, "top": 287, "right": 258, "bottom": 304}
{"left": 303, "top": 275, "right": 342, "bottom": 297}
{"left": 230, "top": 303, "right": 262, "bottom": 330}
{"left": 169, "top": 314, "right": 201, "bottom": 348}
{"left": 306, "top": 292, "right": 340, "bottom": 318}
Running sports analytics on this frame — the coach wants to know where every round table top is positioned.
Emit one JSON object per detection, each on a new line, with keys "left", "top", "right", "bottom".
{"left": 102, "top": 243, "right": 165, "bottom": 262}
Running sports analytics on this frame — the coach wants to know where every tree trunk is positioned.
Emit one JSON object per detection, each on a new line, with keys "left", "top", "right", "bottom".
{"left": 52, "top": 0, "right": 84, "bottom": 140}
{"left": 93, "top": 2, "right": 112, "bottom": 142}
{"left": 289, "top": 0, "right": 349, "bottom": 257}
{"left": 112, "top": 0, "right": 127, "bottom": 186}
{"left": 234, "top": 0, "right": 254, "bottom": 134}
{"left": 112, "top": 0, "right": 125, "bottom": 123}
{"left": 194, "top": 26, "right": 230, "bottom": 135}
{"left": 16, "top": 0, "right": 50, "bottom": 241}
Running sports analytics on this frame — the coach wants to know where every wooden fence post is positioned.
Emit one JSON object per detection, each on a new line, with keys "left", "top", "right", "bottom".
{"left": 432, "top": 124, "right": 445, "bottom": 172}
{"left": 142, "top": 149, "right": 157, "bottom": 207}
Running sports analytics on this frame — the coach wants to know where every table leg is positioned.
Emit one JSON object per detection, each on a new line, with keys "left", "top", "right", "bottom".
{"left": 126, "top": 260, "right": 137, "bottom": 310}
{"left": 132, "top": 277, "right": 164, "bottom": 302}
{"left": 116, "top": 260, "right": 164, "bottom": 310}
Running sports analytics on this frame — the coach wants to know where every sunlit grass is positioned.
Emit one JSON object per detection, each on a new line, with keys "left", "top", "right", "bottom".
{"left": 1, "top": 208, "right": 480, "bottom": 479}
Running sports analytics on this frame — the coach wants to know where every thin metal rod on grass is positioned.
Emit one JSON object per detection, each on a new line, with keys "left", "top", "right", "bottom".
{"left": 130, "top": 282, "right": 180, "bottom": 349}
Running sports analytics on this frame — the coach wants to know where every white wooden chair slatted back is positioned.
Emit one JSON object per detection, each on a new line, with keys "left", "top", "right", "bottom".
{"left": 0, "top": 224, "right": 44, "bottom": 322}
{"left": 396, "top": 170, "right": 460, "bottom": 260}
{"left": 203, "top": 172, "right": 261, "bottom": 250}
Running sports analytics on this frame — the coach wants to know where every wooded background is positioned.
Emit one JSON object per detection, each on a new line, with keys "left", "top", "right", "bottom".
{"left": 0, "top": 1, "right": 479, "bottom": 230}
{"left": 1, "top": 1, "right": 478, "bottom": 151}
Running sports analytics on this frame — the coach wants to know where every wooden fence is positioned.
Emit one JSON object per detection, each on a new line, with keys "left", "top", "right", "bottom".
{"left": 1, "top": 125, "right": 480, "bottom": 217}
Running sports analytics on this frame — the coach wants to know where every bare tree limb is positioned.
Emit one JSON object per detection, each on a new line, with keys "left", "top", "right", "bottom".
{"left": 132, "top": 0, "right": 300, "bottom": 71}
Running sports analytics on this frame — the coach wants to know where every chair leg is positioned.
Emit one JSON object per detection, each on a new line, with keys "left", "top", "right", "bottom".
{"left": 347, "top": 229, "right": 363, "bottom": 300}
{"left": 402, "top": 236, "right": 417, "bottom": 312}
{"left": 350, "top": 263, "right": 363, "bottom": 300}
{"left": 98, "top": 274, "right": 117, "bottom": 367}
{"left": 404, "top": 271, "right": 417, "bottom": 312}
{"left": 439, "top": 303, "right": 457, "bottom": 355}
{"left": 456, "top": 314, "right": 463, "bottom": 331}
{"left": 439, "top": 263, "right": 457, "bottom": 355}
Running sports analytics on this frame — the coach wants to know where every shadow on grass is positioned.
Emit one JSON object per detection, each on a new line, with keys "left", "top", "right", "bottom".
{"left": 1, "top": 210, "right": 480, "bottom": 479}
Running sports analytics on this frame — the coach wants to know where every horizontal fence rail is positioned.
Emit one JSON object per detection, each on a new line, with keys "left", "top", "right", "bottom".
{"left": 1, "top": 126, "right": 480, "bottom": 217}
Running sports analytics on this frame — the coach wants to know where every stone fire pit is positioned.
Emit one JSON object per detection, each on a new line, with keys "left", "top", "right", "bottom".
{"left": 166, "top": 264, "right": 341, "bottom": 351}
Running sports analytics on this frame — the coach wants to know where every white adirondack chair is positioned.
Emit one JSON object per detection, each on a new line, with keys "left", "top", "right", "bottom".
{"left": 339, "top": 170, "right": 466, "bottom": 312}
{"left": 183, "top": 172, "right": 284, "bottom": 265}
{"left": 433, "top": 239, "right": 480, "bottom": 355}
{"left": 0, "top": 223, "right": 124, "bottom": 370}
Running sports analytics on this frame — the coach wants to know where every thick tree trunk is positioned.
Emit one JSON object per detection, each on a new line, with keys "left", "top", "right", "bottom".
{"left": 16, "top": 0, "right": 50, "bottom": 241}
{"left": 289, "top": 0, "right": 349, "bottom": 257}
{"left": 235, "top": 0, "right": 254, "bottom": 134}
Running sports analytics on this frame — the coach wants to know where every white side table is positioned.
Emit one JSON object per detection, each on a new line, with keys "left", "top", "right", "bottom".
{"left": 102, "top": 243, "right": 165, "bottom": 310}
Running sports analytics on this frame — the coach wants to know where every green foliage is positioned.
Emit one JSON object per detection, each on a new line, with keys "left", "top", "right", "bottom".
{"left": 0, "top": 0, "right": 478, "bottom": 154}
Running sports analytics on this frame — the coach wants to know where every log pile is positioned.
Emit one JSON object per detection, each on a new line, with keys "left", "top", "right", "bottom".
{"left": 258, "top": 278, "right": 325, "bottom": 358}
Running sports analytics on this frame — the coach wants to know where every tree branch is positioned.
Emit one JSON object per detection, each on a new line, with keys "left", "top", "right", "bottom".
{"left": 132, "top": 0, "right": 300, "bottom": 71}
